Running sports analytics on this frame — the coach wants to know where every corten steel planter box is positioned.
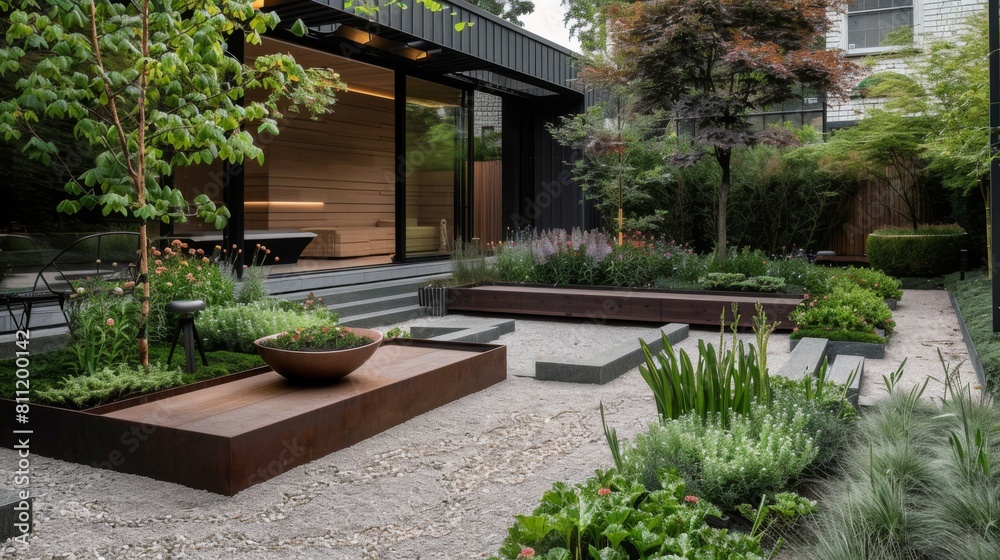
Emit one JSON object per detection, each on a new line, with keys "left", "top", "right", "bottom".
{"left": 0, "top": 339, "right": 506, "bottom": 496}
{"left": 447, "top": 283, "right": 802, "bottom": 330}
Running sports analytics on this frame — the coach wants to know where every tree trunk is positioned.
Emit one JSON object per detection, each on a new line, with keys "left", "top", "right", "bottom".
{"left": 137, "top": 0, "right": 150, "bottom": 367}
{"left": 714, "top": 148, "right": 732, "bottom": 263}
{"left": 138, "top": 223, "right": 149, "bottom": 365}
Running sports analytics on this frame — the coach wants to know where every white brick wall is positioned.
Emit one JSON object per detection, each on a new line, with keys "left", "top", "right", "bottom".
{"left": 826, "top": 0, "right": 985, "bottom": 125}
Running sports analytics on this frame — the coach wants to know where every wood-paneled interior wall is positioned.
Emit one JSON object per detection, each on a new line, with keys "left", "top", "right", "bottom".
{"left": 827, "top": 174, "right": 931, "bottom": 257}
{"left": 172, "top": 90, "right": 396, "bottom": 235}
{"left": 474, "top": 160, "right": 502, "bottom": 245}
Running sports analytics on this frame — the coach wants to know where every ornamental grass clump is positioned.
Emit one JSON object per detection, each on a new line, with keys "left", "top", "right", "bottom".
{"left": 796, "top": 359, "right": 1000, "bottom": 560}
{"left": 258, "top": 325, "right": 374, "bottom": 352}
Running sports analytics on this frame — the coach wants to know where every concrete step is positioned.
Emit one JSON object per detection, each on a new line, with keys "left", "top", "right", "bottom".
{"left": 266, "top": 262, "right": 452, "bottom": 296}
{"left": 281, "top": 275, "right": 447, "bottom": 305}
{"left": 329, "top": 293, "right": 420, "bottom": 318}
{"left": 776, "top": 337, "right": 829, "bottom": 380}
{"left": 535, "top": 323, "right": 690, "bottom": 385}
{"left": 828, "top": 354, "right": 864, "bottom": 406}
{"left": 339, "top": 305, "right": 427, "bottom": 329}
{"left": 411, "top": 319, "right": 516, "bottom": 344}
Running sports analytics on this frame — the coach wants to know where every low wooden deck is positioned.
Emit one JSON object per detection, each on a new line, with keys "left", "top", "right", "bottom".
{"left": 447, "top": 284, "right": 802, "bottom": 330}
{"left": 2, "top": 339, "right": 506, "bottom": 495}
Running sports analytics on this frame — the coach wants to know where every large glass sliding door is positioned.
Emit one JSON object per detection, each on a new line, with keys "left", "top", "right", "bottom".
{"left": 403, "top": 77, "right": 468, "bottom": 258}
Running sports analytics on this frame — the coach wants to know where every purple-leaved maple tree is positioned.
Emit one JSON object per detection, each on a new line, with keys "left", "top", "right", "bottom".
{"left": 613, "top": 0, "right": 858, "bottom": 261}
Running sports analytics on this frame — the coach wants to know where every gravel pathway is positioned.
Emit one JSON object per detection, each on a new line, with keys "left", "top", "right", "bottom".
{"left": 0, "top": 289, "right": 977, "bottom": 559}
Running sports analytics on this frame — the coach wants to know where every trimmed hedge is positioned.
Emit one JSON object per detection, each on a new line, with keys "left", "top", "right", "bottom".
{"left": 867, "top": 225, "right": 966, "bottom": 277}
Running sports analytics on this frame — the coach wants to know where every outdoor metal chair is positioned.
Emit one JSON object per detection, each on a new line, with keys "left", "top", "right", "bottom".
{"left": 0, "top": 232, "right": 140, "bottom": 332}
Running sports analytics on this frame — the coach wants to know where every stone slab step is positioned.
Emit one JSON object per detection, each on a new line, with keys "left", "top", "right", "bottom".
{"left": 0, "top": 490, "right": 31, "bottom": 543}
{"left": 330, "top": 293, "right": 419, "bottom": 318}
{"left": 411, "top": 319, "right": 516, "bottom": 344}
{"left": 339, "top": 305, "right": 427, "bottom": 329}
{"left": 828, "top": 354, "right": 864, "bottom": 406}
{"left": 776, "top": 337, "right": 829, "bottom": 380}
{"left": 535, "top": 323, "right": 689, "bottom": 385}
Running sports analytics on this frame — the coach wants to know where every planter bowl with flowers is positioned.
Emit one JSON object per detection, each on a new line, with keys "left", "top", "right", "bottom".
{"left": 253, "top": 325, "right": 383, "bottom": 383}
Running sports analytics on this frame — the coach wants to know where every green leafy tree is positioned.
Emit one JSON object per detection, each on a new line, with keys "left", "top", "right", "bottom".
{"left": 840, "top": 11, "right": 992, "bottom": 272}
{"left": 613, "top": 0, "right": 857, "bottom": 261}
{"left": 0, "top": 0, "right": 343, "bottom": 365}
{"left": 817, "top": 110, "right": 939, "bottom": 231}
{"left": 547, "top": 55, "right": 669, "bottom": 240}
{"left": 466, "top": 0, "right": 534, "bottom": 26}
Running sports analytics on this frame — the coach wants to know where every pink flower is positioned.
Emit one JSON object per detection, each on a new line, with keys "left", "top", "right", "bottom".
{"left": 598, "top": 487, "right": 611, "bottom": 496}
{"left": 684, "top": 495, "right": 699, "bottom": 504}
{"left": 165, "top": 282, "right": 173, "bottom": 287}
{"left": 171, "top": 239, "right": 182, "bottom": 246}
{"left": 518, "top": 547, "right": 535, "bottom": 558}
{"left": 106, "top": 318, "right": 115, "bottom": 326}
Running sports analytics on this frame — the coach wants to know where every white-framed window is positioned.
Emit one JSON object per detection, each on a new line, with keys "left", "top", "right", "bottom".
{"left": 844, "top": 0, "right": 915, "bottom": 55}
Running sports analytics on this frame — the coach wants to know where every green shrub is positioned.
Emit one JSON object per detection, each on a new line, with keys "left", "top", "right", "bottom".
{"left": 709, "top": 246, "right": 770, "bottom": 277}
{"left": 492, "top": 470, "right": 770, "bottom": 560}
{"left": 789, "top": 328, "right": 886, "bottom": 344}
{"left": 619, "top": 401, "right": 820, "bottom": 510}
{"left": 36, "top": 363, "right": 186, "bottom": 408}
{"left": 493, "top": 243, "right": 533, "bottom": 283}
{"left": 867, "top": 224, "right": 966, "bottom": 277}
{"left": 830, "top": 266, "right": 903, "bottom": 300}
{"left": 698, "top": 272, "right": 747, "bottom": 290}
{"left": 739, "top": 275, "right": 786, "bottom": 293}
{"left": 791, "top": 284, "right": 895, "bottom": 340}
{"left": 197, "top": 301, "right": 338, "bottom": 353}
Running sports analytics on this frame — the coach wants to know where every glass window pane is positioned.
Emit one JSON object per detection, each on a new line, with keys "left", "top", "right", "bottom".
{"left": 405, "top": 77, "right": 465, "bottom": 256}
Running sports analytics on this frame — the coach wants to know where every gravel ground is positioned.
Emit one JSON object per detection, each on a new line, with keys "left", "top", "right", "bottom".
{"left": 0, "top": 289, "right": 978, "bottom": 559}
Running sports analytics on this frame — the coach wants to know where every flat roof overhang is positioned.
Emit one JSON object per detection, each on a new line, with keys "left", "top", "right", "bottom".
{"left": 261, "top": 0, "right": 585, "bottom": 98}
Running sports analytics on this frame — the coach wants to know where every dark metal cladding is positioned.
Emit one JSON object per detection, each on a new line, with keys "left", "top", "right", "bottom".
{"left": 265, "top": 0, "right": 584, "bottom": 97}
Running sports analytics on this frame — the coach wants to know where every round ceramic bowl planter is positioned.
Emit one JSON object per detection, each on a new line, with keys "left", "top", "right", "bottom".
{"left": 253, "top": 327, "right": 384, "bottom": 383}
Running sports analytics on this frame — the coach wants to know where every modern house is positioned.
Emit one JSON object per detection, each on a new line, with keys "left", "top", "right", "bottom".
{"left": 167, "top": 0, "right": 599, "bottom": 277}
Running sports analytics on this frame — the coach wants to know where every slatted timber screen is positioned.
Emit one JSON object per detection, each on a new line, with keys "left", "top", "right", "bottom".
{"left": 474, "top": 160, "right": 503, "bottom": 246}
{"left": 827, "top": 174, "right": 931, "bottom": 258}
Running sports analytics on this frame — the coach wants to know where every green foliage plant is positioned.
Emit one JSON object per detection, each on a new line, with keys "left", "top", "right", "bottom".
{"left": 698, "top": 273, "right": 786, "bottom": 293}
{"left": 146, "top": 240, "right": 236, "bottom": 342}
{"left": 945, "top": 270, "right": 998, "bottom": 392}
{"left": 639, "top": 306, "right": 770, "bottom": 428}
{"left": 790, "top": 285, "right": 894, "bottom": 342}
{"left": 867, "top": 224, "right": 967, "bottom": 277}
{"left": 65, "top": 278, "right": 139, "bottom": 374}
{"left": 450, "top": 238, "right": 498, "bottom": 286}
{"left": 36, "top": 362, "right": 185, "bottom": 409}
{"left": 619, "top": 402, "right": 820, "bottom": 510}
{"left": 492, "top": 470, "right": 770, "bottom": 560}
{"left": 197, "top": 301, "right": 337, "bottom": 353}
{"left": 0, "top": 0, "right": 344, "bottom": 365}
{"left": 829, "top": 266, "right": 903, "bottom": 301}
{"left": 257, "top": 325, "right": 374, "bottom": 352}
